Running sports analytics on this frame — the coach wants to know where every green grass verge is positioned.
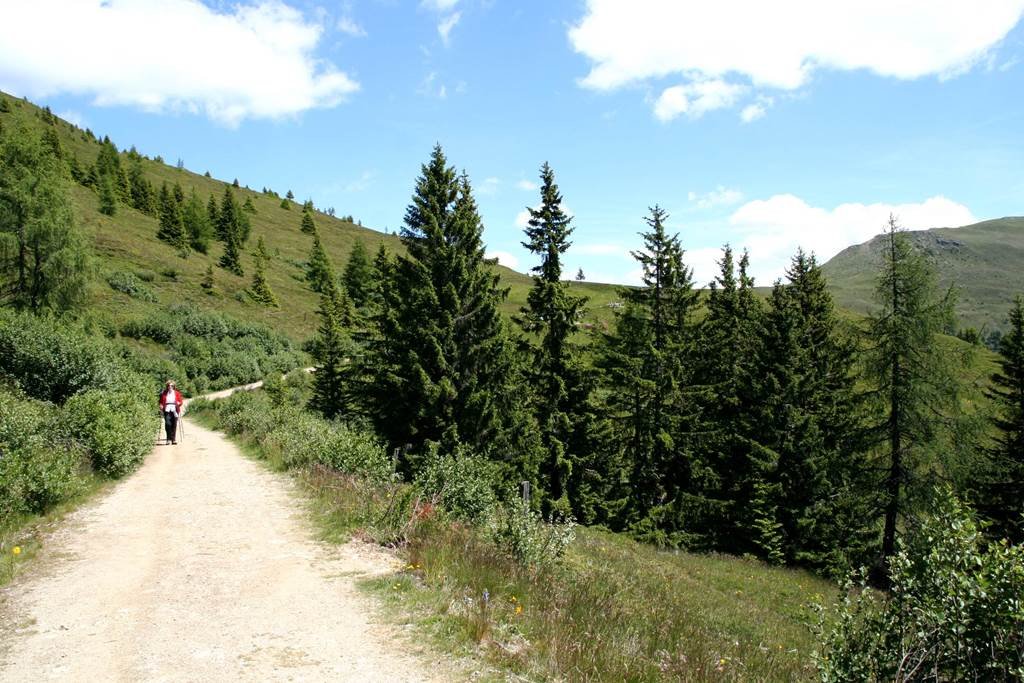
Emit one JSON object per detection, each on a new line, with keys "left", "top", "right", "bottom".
{"left": 196, "top": 398, "right": 836, "bottom": 681}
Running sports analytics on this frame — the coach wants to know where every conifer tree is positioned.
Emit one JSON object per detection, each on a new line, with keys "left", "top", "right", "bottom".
{"left": 342, "top": 239, "right": 375, "bottom": 310}
{"left": 127, "top": 161, "right": 155, "bottom": 215}
{"left": 689, "top": 246, "right": 765, "bottom": 552}
{"left": 98, "top": 174, "right": 117, "bottom": 216}
{"left": 242, "top": 196, "right": 256, "bottom": 213}
{"left": 750, "top": 250, "right": 871, "bottom": 570}
{"left": 280, "top": 198, "right": 290, "bottom": 210}
{"left": 249, "top": 236, "right": 277, "bottom": 306}
{"left": 865, "top": 215, "right": 958, "bottom": 578}
{"left": 216, "top": 186, "right": 250, "bottom": 244}
{"left": 349, "top": 146, "right": 540, "bottom": 478}
{"left": 207, "top": 193, "right": 218, "bottom": 225}
{"left": 201, "top": 264, "right": 215, "bottom": 293}
{"left": 156, "top": 182, "right": 186, "bottom": 248}
{"left": 978, "top": 295, "right": 1024, "bottom": 543}
{"left": 516, "top": 162, "right": 597, "bottom": 517}
{"left": 182, "top": 189, "right": 213, "bottom": 254}
{"left": 310, "top": 278, "right": 354, "bottom": 419}
{"left": 306, "top": 230, "right": 334, "bottom": 294}
{"left": 219, "top": 229, "right": 244, "bottom": 276}
{"left": 300, "top": 209, "right": 316, "bottom": 234}
{"left": 599, "top": 206, "right": 700, "bottom": 537}
{"left": 0, "top": 125, "right": 90, "bottom": 312}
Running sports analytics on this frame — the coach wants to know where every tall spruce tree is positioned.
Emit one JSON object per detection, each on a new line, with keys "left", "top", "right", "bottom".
{"left": 599, "top": 206, "right": 699, "bottom": 539}
{"left": 310, "top": 277, "right": 354, "bottom": 419}
{"left": 306, "top": 229, "right": 334, "bottom": 294}
{"left": 690, "top": 246, "right": 765, "bottom": 552}
{"left": 0, "top": 125, "right": 90, "bottom": 312}
{"left": 979, "top": 295, "right": 1024, "bottom": 543}
{"left": 156, "top": 182, "right": 186, "bottom": 249}
{"left": 98, "top": 174, "right": 117, "bottom": 217}
{"left": 127, "top": 160, "right": 155, "bottom": 215}
{"left": 865, "top": 215, "right": 958, "bottom": 578}
{"left": 217, "top": 186, "right": 250, "bottom": 244}
{"left": 249, "top": 236, "right": 277, "bottom": 306}
{"left": 349, "top": 146, "right": 539, "bottom": 479}
{"left": 516, "top": 163, "right": 598, "bottom": 517}
{"left": 342, "top": 239, "right": 375, "bottom": 310}
{"left": 750, "top": 250, "right": 872, "bottom": 571}
{"left": 182, "top": 189, "right": 213, "bottom": 253}
{"left": 219, "top": 229, "right": 243, "bottom": 276}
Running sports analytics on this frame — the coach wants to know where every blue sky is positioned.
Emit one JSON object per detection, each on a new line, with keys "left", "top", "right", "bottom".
{"left": 2, "top": 0, "right": 1023, "bottom": 285}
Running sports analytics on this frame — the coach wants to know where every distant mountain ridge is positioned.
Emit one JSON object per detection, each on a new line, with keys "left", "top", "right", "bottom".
{"left": 822, "top": 217, "right": 1024, "bottom": 333}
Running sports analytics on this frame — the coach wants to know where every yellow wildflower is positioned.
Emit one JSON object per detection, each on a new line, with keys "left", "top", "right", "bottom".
{"left": 12, "top": 546, "right": 21, "bottom": 556}
{"left": 515, "top": 605, "right": 523, "bottom": 615}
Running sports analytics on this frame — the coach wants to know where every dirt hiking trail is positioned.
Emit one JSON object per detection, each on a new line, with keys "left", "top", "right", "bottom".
{"left": 0, "top": 394, "right": 452, "bottom": 681}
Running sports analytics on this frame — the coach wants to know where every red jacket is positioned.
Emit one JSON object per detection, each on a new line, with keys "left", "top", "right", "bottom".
{"left": 159, "top": 388, "right": 184, "bottom": 415}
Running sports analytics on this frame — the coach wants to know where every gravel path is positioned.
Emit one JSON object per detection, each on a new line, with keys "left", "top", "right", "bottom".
{"left": 0, "top": 399, "right": 450, "bottom": 682}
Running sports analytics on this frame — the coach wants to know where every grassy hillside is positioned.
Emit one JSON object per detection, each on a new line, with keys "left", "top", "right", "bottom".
{"left": 0, "top": 92, "right": 624, "bottom": 344}
{"left": 823, "top": 217, "right": 1024, "bottom": 333}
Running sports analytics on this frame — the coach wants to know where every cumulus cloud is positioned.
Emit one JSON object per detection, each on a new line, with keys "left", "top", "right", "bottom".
{"left": 0, "top": 0, "right": 359, "bottom": 126}
{"left": 487, "top": 250, "right": 520, "bottom": 270}
{"left": 57, "top": 110, "right": 85, "bottom": 128}
{"left": 516, "top": 179, "right": 539, "bottom": 191}
{"left": 653, "top": 79, "right": 746, "bottom": 121}
{"left": 711, "top": 194, "right": 977, "bottom": 284}
{"left": 570, "top": 1, "right": 1024, "bottom": 119}
{"left": 514, "top": 208, "right": 533, "bottom": 229}
{"left": 688, "top": 186, "right": 744, "bottom": 210}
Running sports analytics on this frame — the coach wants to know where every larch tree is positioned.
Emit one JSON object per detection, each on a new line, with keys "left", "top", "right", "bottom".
{"left": 864, "top": 215, "right": 958, "bottom": 580}
{"left": 0, "top": 125, "right": 90, "bottom": 313}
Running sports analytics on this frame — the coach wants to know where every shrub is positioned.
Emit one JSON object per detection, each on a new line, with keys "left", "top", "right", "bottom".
{"left": 61, "top": 387, "right": 153, "bottom": 477}
{"left": 813, "top": 488, "right": 1024, "bottom": 681}
{"left": 134, "top": 269, "right": 156, "bottom": 282}
{"left": 0, "top": 310, "right": 127, "bottom": 403}
{"left": 107, "top": 271, "right": 157, "bottom": 302}
{"left": 487, "top": 500, "right": 576, "bottom": 571}
{"left": 414, "top": 445, "right": 499, "bottom": 523}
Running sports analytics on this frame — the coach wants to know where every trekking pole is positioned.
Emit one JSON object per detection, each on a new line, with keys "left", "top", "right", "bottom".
{"left": 178, "top": 413, "right": 186, "bottom": 443}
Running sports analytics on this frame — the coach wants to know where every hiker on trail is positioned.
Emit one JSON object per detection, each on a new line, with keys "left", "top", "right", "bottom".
{"left": 159, "top": 380, "right": 183, "bottom": 445}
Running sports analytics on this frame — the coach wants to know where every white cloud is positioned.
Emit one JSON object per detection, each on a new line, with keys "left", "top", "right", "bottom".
{"left": 57, "top": 109, "right": 84, "bottom": 128}
{"left": 0, "top": 0, "right": 359, "bottom": 127}
{"left": 688, "top": 186, "right": 744, "bottom": 210}
{"left": 740, "top": 103, "right": 766, "bottom": 123}
{"left": 515, "top": 209, "right": 533, "bottom": 229}
{"left": 570, "top": 1, "right": 1024, "bottom": 118}
{"left": 438, "top": 11, "right": 461, "bottom": 46}
{"left": 336, "top": 16, "right": 366, "bottom": 38}
{"left": 422, "top": 0, "right": 459, "bottom": 11}
{"left": 487, "top": 250, "right": 519, "bottom": 270}
{"left": 478, "top": 177, "right": 500, "bottom": 195}
{"left": 516, "top": 179, "right": 539, "bottom": 191}
{"left": 654, "top": 79, "right": 746, "bottom": 121}
{"left": 721, "top": 194, "right": 977, "bottom": 284}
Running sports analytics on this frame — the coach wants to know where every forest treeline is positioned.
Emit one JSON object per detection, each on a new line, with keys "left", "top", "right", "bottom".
{"left": 308, "top": 146, "right": 1024, "bottom": 579}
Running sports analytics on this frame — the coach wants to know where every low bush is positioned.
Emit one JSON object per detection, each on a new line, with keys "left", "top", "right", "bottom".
{"left": 106, "top": 271, "right": 157, "bottom": 302}
{"left": 118, "top": 306, "right": 304, "bottom": 391}
{"left": 487, "top": 500, "right": 576, "bottom": 571}
{"left": 813, "top": 488, "right": 1024, "bottom": 681}
{"left": 414, "top": 445, "right": 499, "bottom": 523}
{"left": 62, "top": 387, "right": 153, "bottom": 477}
{"left": 0, "top": 312, "right": 154, "bottom": 527}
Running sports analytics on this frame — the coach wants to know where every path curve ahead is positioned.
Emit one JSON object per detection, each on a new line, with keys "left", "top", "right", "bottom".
{"left": 0, "top": 391, "right": 449, "bottom": 682}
